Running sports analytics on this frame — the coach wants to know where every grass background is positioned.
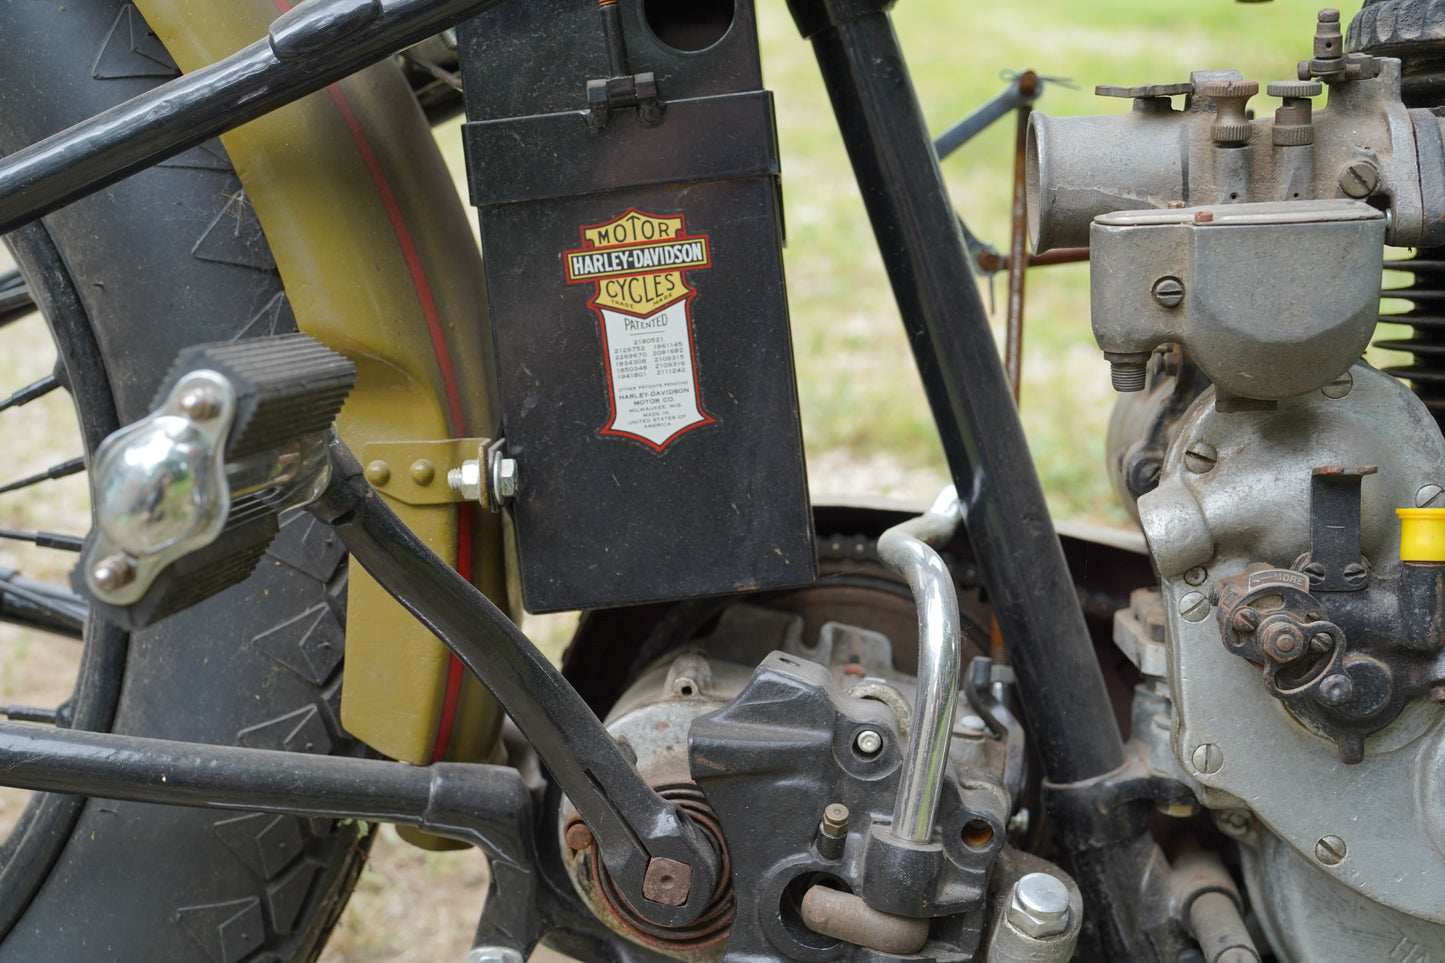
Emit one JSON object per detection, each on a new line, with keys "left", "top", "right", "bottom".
{"left": 323, "top": 1, "right": 1373, "bottom": 960}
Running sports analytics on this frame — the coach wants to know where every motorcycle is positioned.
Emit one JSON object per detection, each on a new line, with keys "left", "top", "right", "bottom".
{"left": 0, "top": 0, "right": 1440, "bottom": 959}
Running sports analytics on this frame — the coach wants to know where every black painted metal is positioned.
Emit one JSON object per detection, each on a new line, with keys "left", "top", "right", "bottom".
{"left": 785, "top": 5, "right": 1171, "bottom": 958}
{"left": 309, "top": 436, "right": 719, "bottom": 930}
{"left": 0, "top": 0, "right": 505, "bottom": 235}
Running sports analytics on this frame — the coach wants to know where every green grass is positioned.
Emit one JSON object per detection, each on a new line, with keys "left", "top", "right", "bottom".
{"left": 756, "top": 0, "right": 1363, "bottom": 523}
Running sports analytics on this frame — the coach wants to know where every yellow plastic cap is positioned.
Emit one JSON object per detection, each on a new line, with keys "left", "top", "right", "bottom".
{"left": 1398, "top": 508, "right": 1445, "bottom": 562}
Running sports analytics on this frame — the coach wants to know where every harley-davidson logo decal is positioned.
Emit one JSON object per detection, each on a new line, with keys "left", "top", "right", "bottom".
{"left": 564, "top": 209, "right": 714, "bottom": 450}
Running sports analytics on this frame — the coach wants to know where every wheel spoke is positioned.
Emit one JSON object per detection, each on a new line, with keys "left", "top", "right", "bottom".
{"left": 0, "top": 705, "right": 62, "bottom": 726}
{"left": 0, "top": 569, "right": 86, "bottom": 637}
{"left": 0, "top": 456, "right": 84, "bottom": 495}
{"left": 0, "top": 270, "right": 34, "bottom": 330}
{"left": 0, "top": 372, "right": 60, "bottom": 415}
{"left": 0, "top": 529, "right": 83, "bottom": 553}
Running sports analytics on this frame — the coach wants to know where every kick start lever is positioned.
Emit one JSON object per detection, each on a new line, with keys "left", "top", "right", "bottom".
{"left": 309, "top": 434, "right": 721, "bottom": 930}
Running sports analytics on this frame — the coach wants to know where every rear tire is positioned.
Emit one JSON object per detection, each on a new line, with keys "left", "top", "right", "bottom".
{"left": 0, "top": 0, "right": 369, "bottom": 958}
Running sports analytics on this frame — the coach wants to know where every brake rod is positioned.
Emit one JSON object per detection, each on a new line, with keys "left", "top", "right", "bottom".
{"left": 0, "top": 0, "right": 504, "bottom": 234}
{"left": 308, "top": 435, "right": 720, "bottom": 930}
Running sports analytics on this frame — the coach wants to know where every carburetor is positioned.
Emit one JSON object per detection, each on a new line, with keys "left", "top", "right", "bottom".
{"left": 1027, "top": 6, "right": 1445, "bottom": 961}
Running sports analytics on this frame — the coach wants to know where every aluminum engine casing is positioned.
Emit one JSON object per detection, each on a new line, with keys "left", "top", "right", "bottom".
{"left": 1135, "top": 363, "right": 1445, "bottom": 948}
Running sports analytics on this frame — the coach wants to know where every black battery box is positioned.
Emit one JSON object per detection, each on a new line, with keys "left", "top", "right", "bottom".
{"left": 457, "top": 0, "right": 816, "bottom": 612}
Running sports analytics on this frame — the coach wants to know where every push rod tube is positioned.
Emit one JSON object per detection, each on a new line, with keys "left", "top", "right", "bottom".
{"left": 877, "top": 487, "right": 963, "bottom": 842}
{"left": 0, "top": 0, "right": 505, "bottom": 234}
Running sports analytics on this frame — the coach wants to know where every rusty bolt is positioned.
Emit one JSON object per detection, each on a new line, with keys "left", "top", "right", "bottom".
{"left": 1194, "top": 210, "right": 1214, "bottom": 224}
{"left": 1310, "top": 632, "right": 1334, "bottom": 654}
{"left": 1315, "top": 835, "right": 1347, "bottom": 865}
{"left": 642, "top": 856, "right": 692, "bottom": 907}
{"left": 1339, "top": 162, "right": 1379, "bottom": 198}
{"left": 1183, "top": 442, "right": 1217, "bottom": 474}
{"left": 1230, "top": 607, "right": 1260, "bottom": 634}
{"left": 1417, "top": 484, "right": 1445, "bottom": 509}
{"left": 1260, "top": 621, "right": 1305, "bottom": 662}
{"left": 1167, "top": 200, "right": 1186, "bottom": 209}
{"left": 1318, "top": 673, "right": 1354, "bottom": 706}
{"left": 1179, "top": 592, "right": 1211, "bottom": 623}
{"left": 1151, "top": 276, "right": 1185, "bottom": 309}
{"left": 1191, "top": 743, "right": 1224, "bottom": 775}
{"left": 565, "top": 822, "right": 594, "bottom": 854}
{"left": 91, "top": 554, "right": 136, "bottom": 593}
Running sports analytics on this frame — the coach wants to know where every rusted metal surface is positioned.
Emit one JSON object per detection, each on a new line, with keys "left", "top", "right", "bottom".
{"left": 974, "top": 247, "right": 1089, "bottom": 272}
{"left": 799, "top": 885, "right": 930, "bottom": 955}
{"left": 1004, "top": 70, "right": 1040, "bottom": 402}
{"left": 642, "top": 857, "right": 692, "bottom": 907}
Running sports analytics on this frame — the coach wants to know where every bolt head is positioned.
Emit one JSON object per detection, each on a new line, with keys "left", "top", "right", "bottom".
{"left": 854, "top": 729, "right": 883, "bottom": 755}
{"left": 642, "top": 856, "right": 692, "bottom": 906}
{"left": 1417, "top": 484, "right": 1445, "bottom": 509}
{"left": 1151, "top": 276, "right": 1185, "bottom": 309}
{"left": 1339, "top": 162, "right": 1379, "bottom": 198}
{"left": 1191, "top": 742, "right": 1224, "bottom": 775}
{"left": 466, "top": 948, "right": 524, "bottom": 963}
{"left": 1314, "top": 834, "right": 1346, "bottom": 865}
{"left": 1179, "top": 591, "right": 1211, "bottom": 623}
{"left": 91, "top": 554, "right": 137, "bottom": 593}
{"left": 409, "top": 459, "right": 436, "bottom": 486}
{"left": 821, "top": 803, "right": 850, "bottom": 836}
{"left": 564, "top": 821, "right": 594, "bottom": 854}
{"left": 448, "top": 459, "right": 483, "bottom": 502}
{"left": 364, "top": 460, "right": 392, "bottom": 486}
{"left": 1321, "top": 371, "right": 1353, "bottom": 399}
{"left": 1183, "top": 442, "right": 1217, "bottom": 474}
{"left": 1318, "top": 673, "right": 1354, "bottom": 706}
{"left": 1007, "top": 873, "right": 1071, "bottom": 939}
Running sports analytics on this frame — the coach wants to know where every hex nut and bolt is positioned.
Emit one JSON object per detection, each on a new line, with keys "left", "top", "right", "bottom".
{"left": 466, "top": 948, "right": 525, "bottom": 963}
{"left": 1183, "top": 442, "right": 1217, "bottom": 474}
{"left": 1416, "top": 484, "right": 1445, "bottom": 508}
{"left": 1151, "top": 276, "right": 1185, "bottom": 309}
{"left": 1006, "top": 873, "right": 1071, "bottom": 939}
{"left": 1191, "top": 743, "right": 1224, "bottom": 775}
{"left": 821, "top": 803, "right": 850, "bottom": 837}
{"left": 854, "top": 729, "right": 883, "bottom": 755}
{"left": 1260, "top": 621, "right": 1305, "bottom": 661}
{"left": 491, "top": 455, "right": 519, "bottom": 502}
{"left": 1315, "top": 834, "right": 1347, "bottom": 865}
{"left": 642, "top": 856, "right": 692, "bottom": 907}
{"left": 177, "top": 382, "right": 223, "bottom": 421}
{"left": 448, "top": 459, "right": 484, "bottom": 502}
{"left": 91, "top": 554, "right": 137, "bottom": 592}
{"left": 1178, "top": 592, "right": 1211, "bottom": 623}
{"left": 1104, "top": 352, "right": 1149, "bottom": 393}
{"left": 1339, "top": 162, "right": 1379, "bottom": 198}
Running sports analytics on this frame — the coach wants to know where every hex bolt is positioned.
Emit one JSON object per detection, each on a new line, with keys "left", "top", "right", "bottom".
{"left": 1183, "top": 442, "right": 1217, "bottom": 474}
{"left": 821, "top": 803, "right": 850, "bottom": 837}
{"left": 1104, "top": 351, "right": 1150, "bottom": 393}
{"left": 1191, "top": 742, "right": 1224, "bottom": 775}
{"left": 1006, "top": 873, "right": 1071, "bottom": 939}
{"left": 91, "top": 554, "right": 137, "bottom": 592}
{"left": 1151, "top": 276, "right": 1185, "bottom": 309}
{"left": 176, "top": 382, "right": 223, "bottom": 421}
{"left": 1318, "top": 673, "right": 1353, "bottom": 706}
{"left": 490, "top": 455, "right": 519, "bottom": 504}
{"left": 1339, "top": 161, "right": 1379, "bottom": 198}
{"left": 854, "top": 729, "right": 883, "bottom": 755}
{"left": 448, "top": 459, "right": 483, "bottom": 502}
{"left": 1179, "top": 592, "right": 1211, "bottom": 623}
{"left": 364, "top": 460, "right": 392, "bottom": 486}
{"left": 466, "top": 948, "right": 525, "bottom": 963}
{"left": 1416, "top": 484, "right": 1445, "bottom": 508}
{"left": 1260, "top": 621, "right": 1305, "bottom": 662}
{"left": 1321, "top": 370, "right": 1353, "bottom": 399}
{"left": 1314, "top": 834, "right": 1347, "bottom": 865}
{"left": 1184, "top": 566, "right": 1208, "bottom": 587}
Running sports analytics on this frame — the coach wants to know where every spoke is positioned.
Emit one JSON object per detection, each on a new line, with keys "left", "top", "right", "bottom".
{"left": 0, "top": 371, "right": 60, "bottom": 415}
{"left": 0, "top": 569, "right": 86, "bottom": 637}
{"left": 0, "top": 456, "right": 84, "bottom": 495}
{"left": 0, "top": 705, "right": 61, "bottom": 725}
{"left": 0, "top": 270, "right": 34, "bottom": 330}
{"left": 0, "top": 529, "right": 83, "bottom": 552}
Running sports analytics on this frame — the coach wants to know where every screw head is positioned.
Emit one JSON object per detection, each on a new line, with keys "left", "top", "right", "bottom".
{"left": 1007, "top": 873, "right": 1071, "bottom": 939}
{"left": 1318, "top": 673, "right": 1354, "bottom": 706}
{"left": 409, "top": 459, "right": 435, "bottom": 486}
{"left": 91, "top": 554, "right": 137, "bottom": 593}
{"left": 1179, "top": 591, "right": 1211, "bottom": 622}
{"left": 466, "top": 948, "right": 524, "bottom": 963}
{"left": 1417, "top": 484, "right": 1445, "bottom": 508}
{"left": 364, "top": 460, "right": 392, "bottom": 486}
{"left": 1151, "top": 276, "right": 1185, "bottom": 309}
{"left": 1230, "top": 607, "right": 1260, "bottom": 634}
{"left": 1183, "top": 566, "right": 1208, "bottom": 586}
{"left": 1315, "top": 834, "right": 1347, "bottom": 865}
{"left": 1183, "top": 442, "right": 1217, "bottom": 474}
{"left": 1191, "top": 742, "right": 1224, "bottom": 775}
{"left": 176, "top": 382, "right": 223, "bottom": 421}
{"left": 1342, "top": 562, "right": 1367, "bottom": 585}
{"left": 564, "top": 821, "right": 594, "bottom": 853}
{"left": 1339, "top": 161, "right": 1379, "bottom": 198}
{"left": 1321, "top": 370, "right": 1353, "bottom": 399}
{"left": 854, "top": 729, "right": 883, "bottom": 755}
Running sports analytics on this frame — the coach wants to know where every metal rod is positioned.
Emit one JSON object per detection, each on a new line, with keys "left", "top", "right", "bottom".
{"left": 1004, "top": 74, "right": 1039, "bottom": 402}
{"left": 309, "top": 435, "right": 718, "bottom": 930}
{"left": 934, "top": 74, "right": 1033, "bottom": 161}
{"left": 0, "top": 0, "right": 506, "bottom": 234}
{"left": 877, "top": 487, "right": 963, "bottom": 842}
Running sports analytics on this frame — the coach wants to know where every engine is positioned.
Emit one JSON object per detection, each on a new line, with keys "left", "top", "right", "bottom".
{"left": 1031, "top": 8, "right": 1445, "bottom": 960}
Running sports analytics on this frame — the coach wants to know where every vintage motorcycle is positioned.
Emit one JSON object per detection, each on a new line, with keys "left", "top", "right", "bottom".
{"left": 0, "top": 0, "right": 1440, "bottom": 959}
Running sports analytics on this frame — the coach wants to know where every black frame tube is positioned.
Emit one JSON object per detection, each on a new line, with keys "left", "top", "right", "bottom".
{"left": 787, "top": 4, "right": 1169, "bottom": 957}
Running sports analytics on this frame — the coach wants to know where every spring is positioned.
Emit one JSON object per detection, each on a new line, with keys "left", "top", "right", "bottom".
{"left": 1375, "top": 252, "right": 1445, "bottom": 430}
